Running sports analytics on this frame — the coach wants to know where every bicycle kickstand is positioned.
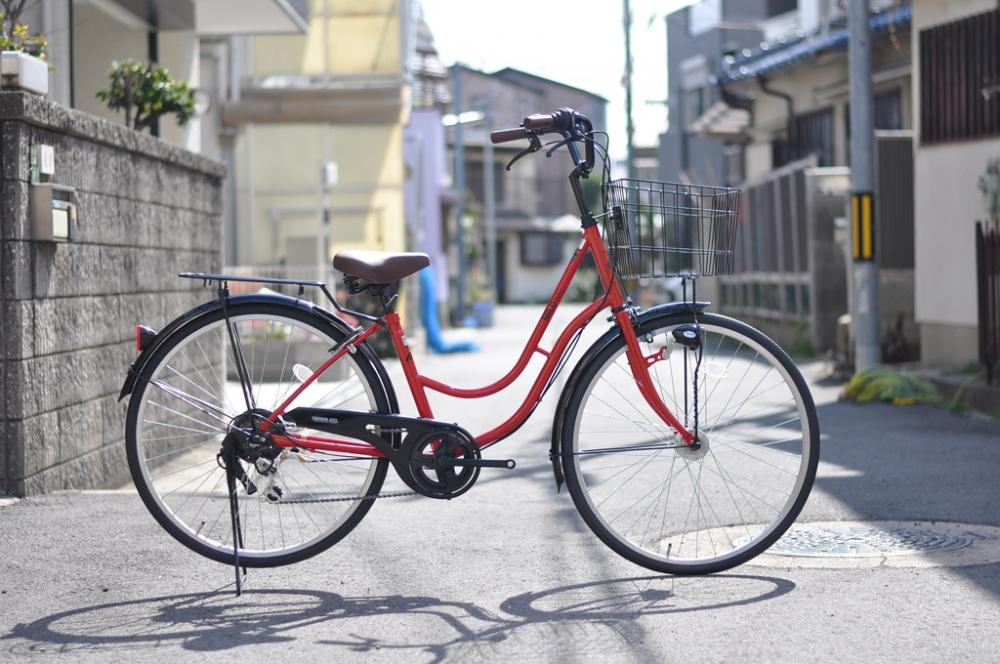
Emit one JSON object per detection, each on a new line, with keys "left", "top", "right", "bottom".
{"left": 224, "top": 452, "right": 248, "bottom": 597}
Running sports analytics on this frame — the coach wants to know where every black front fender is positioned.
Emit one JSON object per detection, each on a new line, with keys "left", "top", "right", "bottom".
{"left": 117, "top": 293, "right": 398, "bottom": 414}
{"left": 548, "top": 301, "right": 710, "bottom": 491}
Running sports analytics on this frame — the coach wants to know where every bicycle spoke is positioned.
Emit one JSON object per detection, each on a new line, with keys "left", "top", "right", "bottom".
{"left": 131, "top": 310, "right": 383, "bottom": 564}
{"left": 568, "top": 318, "right": 815, "bottom": 570}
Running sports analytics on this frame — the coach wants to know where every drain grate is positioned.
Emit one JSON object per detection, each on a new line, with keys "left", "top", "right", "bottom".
{"left": 767, "top": 523, "right": 980, "bottom": 557}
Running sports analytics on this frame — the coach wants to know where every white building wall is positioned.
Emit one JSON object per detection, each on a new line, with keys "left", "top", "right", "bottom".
{"left": 501, "top": 234, "right": 580, "bottom": 303}
{"left": 911, "top": 0, "right": 998, "bottom": 29}
{"left": 158, "top": 30, "right": 201, "bottom": 152}
{"left": 911, "top": 0, "right": 1000, "bottom": 365}
{"left": 70, "top": 4, "right": 147, "bottom": 124}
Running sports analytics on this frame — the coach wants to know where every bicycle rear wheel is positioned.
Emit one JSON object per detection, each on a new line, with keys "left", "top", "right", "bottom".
{"left": 560, "top": 312, "right": 819, "bottom": 574}
{"left": 125, "top": 301, "right": 391, "bottom": 567}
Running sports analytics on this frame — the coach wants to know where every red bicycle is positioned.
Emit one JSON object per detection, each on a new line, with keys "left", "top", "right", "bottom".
{"left": 121, "top": 109, "right": 818, "bottom": 585}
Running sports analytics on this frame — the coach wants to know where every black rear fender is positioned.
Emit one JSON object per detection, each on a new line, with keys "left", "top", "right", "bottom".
{"left": 117, "top": 293, "right": 398, "bottom": 413}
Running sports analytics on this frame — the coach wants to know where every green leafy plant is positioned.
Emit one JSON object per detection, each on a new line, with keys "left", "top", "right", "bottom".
{"left": 1, "top": 1, "right": 48, "bottom": 58}
{"left": 96, "top": 59, "right": 195, "bottom": 132}
{"left": 841, "top": 367, "right": 942, "bottom": 406}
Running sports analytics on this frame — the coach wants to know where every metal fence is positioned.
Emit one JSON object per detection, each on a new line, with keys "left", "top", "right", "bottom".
{"left": 976, "top": 221, "right": 1000, "bottom": 385}
{"left": 716, "top": 158, "right": 851, "bottom": 353}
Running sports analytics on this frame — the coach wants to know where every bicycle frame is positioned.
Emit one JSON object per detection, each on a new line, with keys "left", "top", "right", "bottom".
{"left": 260, "top": 223, "right": 697, "bottom": 459}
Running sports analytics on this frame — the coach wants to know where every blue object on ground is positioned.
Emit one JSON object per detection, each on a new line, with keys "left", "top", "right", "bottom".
{"left": 419, "top": 266, "right": 479, "bottom": 354}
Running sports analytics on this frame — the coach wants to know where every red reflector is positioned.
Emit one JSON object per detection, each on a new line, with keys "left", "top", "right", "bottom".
{"left": 136, "top": 325, "right": 157, "bottom": 352}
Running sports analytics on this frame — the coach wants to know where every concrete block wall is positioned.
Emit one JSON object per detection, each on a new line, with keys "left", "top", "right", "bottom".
{"left": 0, "top": 92, "right": 223, "bottom": 496}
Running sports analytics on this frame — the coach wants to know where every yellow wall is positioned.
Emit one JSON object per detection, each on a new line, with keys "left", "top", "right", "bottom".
{"left": 238, "top": 123, "right": 406, "bottom": 265}
{"left": 236, "top": 0, "right": 408, "bottom": 272}
{"left": 251, "top": 0, "right": 401, "bottom": 76}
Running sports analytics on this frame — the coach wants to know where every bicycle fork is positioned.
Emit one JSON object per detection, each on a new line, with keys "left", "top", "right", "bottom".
{"left": 585, "top": 224, "right": 697, "bottom": 447}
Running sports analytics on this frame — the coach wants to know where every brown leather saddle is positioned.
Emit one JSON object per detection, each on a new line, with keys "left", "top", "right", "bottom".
{"left": 332, "top": 250, "right": 430, "bottom": 285}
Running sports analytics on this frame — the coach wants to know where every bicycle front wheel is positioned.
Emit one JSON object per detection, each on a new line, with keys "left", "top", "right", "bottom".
{"left": 125, "top": 301, "right": 391, "bottom": 567}
{"left": 561, "top": 312, "right": 819, "bottom": 574}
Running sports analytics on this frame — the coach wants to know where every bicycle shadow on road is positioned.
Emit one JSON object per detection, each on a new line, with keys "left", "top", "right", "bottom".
{"left": 3, "top": 573, "right": 794, "bottom": 661}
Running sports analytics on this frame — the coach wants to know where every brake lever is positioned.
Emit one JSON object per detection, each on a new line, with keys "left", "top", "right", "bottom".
{"left": 505, "top": 133, "right": 542, "bottom": 171}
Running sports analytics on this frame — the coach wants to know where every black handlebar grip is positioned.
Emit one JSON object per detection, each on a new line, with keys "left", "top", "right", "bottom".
{"left": 490, "top": 127, "right": 529, "bottom": 144}
{"left": 523, "top": 113, "right": 557, "bottom": 130}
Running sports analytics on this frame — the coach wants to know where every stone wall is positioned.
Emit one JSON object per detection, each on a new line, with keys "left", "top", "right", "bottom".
{"left": 0, "top": 92, "right": 223, "bottom": 496}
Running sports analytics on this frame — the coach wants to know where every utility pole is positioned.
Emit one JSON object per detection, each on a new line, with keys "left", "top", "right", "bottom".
{"left": 848, "top": 0, "right": 880, "bottom": 369}
{"left": 452, "top": 65, "right": 467, "bottom": 324}
{"left": 623, "top": 0, "right": 636, "bottom": 180}
{"left": 482, "top": 103, "right": 497, "bottom": 304}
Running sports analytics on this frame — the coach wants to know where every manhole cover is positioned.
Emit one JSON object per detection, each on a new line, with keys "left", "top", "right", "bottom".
{"left": 763, "top": 523, "right": 979, "bottom": 557}
{"left": 673, "top": 521, "right": 1000, "bottom": 568}
{"left": 750, "top": 521, "right": 1000, "bottom": 568}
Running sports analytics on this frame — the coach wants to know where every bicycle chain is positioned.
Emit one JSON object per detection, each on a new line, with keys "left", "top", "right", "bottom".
{"left": 255, "top": 448, "right": 420, "bottom": 504}
{"left": 279, "top": 490, "right": 417, "bottom": 505}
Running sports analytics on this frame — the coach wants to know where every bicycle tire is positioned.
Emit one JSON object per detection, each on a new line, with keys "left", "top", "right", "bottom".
{"left": 125, "top": 300, "right": 391, "bottom": 567}
{"left": 560, "top": 311, "right": 819, "bottom": 574}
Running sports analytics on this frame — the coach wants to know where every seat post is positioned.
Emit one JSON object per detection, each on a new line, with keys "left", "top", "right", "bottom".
{"left": 367, "top": 282, "right": 400, "bottom": 315}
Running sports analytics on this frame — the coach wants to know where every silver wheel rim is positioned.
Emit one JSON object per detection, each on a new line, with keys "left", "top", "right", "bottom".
{"left": 133, "top": 313, "right": 380, "bottom": 559}
{"left": 571, "top": 321, "right": 813, "bottom": 568}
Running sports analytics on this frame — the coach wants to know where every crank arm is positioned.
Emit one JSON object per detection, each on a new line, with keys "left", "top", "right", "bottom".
{"left": 429, "top": 458, "right": 516, "bottom": 470}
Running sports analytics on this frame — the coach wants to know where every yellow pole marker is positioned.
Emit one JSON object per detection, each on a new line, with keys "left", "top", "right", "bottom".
{"left": 861, "top": 193, "right": 873, "bottom": 260}
{"left": 851, "top": 193, "right": 874, "bottom": 261}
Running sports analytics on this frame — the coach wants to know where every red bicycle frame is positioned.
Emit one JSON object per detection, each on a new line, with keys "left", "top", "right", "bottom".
{"left": 261, "top": 223, "right": 695, "bottom": 458}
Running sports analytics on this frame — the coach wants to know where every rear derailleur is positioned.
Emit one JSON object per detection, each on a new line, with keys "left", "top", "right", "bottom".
{"left": 218, "top": 408, "right": 285, "bottom": 502}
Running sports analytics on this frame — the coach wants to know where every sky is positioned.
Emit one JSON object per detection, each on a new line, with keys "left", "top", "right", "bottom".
{"left": 419, "top": 0, "right": 697, "bottom": 162}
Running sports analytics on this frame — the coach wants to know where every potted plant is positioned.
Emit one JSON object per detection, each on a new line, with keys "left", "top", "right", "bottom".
{"left": 467, "top": 265, "right": 496, "bottom": 328}
{"left": 96, "top": 59, "right": 195, "bottom": 132}
{"left": 0, "top": 0, "right": 49, "bottom": 95}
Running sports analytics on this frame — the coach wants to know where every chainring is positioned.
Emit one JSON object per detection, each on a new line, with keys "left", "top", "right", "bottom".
{"left": 405, "top": 429, "right": 481, "bottom": 499}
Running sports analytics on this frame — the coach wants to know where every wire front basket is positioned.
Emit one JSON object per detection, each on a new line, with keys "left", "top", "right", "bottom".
{"left": 601, "top": 178, "right": 740, "bottom": 279}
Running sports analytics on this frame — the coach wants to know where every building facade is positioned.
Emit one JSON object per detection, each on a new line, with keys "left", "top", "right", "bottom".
{"left": 403, "top": 12, "right": 454, "bottom": 313}
{"left": 20, "top": 0, "right": 308, "bottom": 154}
{"left": 675, "top": 0, "right": 918, "bottom": 357}
{"left": 447, "top": 65, "right": 607, "bottom": 305}
{"left": 222, "top": 0, "right": 413, "bottom": 289}
{"left": 911, "top": 0, "right": 1000, "bottom": 367}
{"left": 659, "top": 0, "right": 800, "bottom": 187}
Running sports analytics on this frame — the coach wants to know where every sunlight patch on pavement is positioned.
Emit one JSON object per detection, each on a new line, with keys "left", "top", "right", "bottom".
{"left": 814, "top": 460, "right": 863, "bottom": 478}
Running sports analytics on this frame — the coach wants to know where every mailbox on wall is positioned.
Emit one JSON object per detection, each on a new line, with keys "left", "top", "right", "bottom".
{"left": 30, "top": 182, "right": 76, "bottom": 242}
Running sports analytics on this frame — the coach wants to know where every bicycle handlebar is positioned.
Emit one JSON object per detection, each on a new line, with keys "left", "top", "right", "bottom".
{"left": 522, "top": 113, "right": 558, "bottom": 130}
{"left": 489, "top": 127, "right": 530, "bottom": 144}
{"left": 488, "top": 107, "right": 596, "bottom": 175}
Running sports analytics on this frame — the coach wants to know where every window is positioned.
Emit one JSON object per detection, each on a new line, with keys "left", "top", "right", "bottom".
{"left": 723, "top": 142, "right": 745, "bottom": 186}
{"left": 920, "top": 9, "right": 1000, "bottom": 144}
{"left": 874, "top": 88, "right": 903, "bottom": 130}
{"left": 767, "top": 0, "right": 797, "bottom": 17}
{"left": 773, "top": 107, "right": 835, "bottom": 168}
{"left": 520, "top": 232, "right": 563, "bottom": 266}
{"left": 845, "top": 88, "right": 905, "bottom": 162}
{"left": 683, "top": 87, "right": 705, "bottom": 126}
{"left": 466, "top": 160, "right": 505, "bottom": 208}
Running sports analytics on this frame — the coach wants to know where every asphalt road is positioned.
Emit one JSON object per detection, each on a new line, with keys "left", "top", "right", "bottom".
{"left": 2, "top": 305, "right": 999, "bottom": 663}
